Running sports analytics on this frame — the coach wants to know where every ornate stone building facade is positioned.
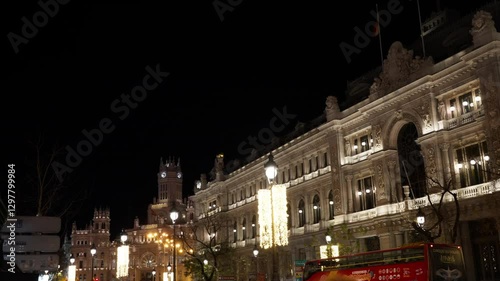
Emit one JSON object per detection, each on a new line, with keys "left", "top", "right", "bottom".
{"left": 188, "top": 7, "right": 500, "bottom": 281}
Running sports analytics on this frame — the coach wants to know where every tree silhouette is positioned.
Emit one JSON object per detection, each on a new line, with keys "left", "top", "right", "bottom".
{"left": 180, "top": 212, "right": 236, "bottom": 281}
{"left": 410, "top": 177, "right": 460, "bottom": 244}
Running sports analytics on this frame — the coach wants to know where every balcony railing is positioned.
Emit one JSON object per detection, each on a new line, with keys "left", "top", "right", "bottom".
{"left": 343, "top": 180, "right": 499, "bottom": 223}
{"left": 445, "top": 108, "right": 484, "bottom": 129}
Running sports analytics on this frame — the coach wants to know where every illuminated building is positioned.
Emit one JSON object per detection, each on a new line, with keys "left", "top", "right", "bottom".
{"left": 188, "top": 6, "right": 500, "bottom": 281}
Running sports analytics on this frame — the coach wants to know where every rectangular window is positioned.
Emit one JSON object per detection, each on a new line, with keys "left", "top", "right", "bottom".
{"left": 356, "top": 176, "right": 376, "bottom": 211}
{"left": 459, "top": 92, "right": 473, "bottom": 114}
{"left": 456, "top": 141, "right": 489, "bottom": 187}
{"left": 449, "top": 98, "right": 456, "bottom": 118}
{"left": 360, "top": 135, "right": 370, "bottom": 152}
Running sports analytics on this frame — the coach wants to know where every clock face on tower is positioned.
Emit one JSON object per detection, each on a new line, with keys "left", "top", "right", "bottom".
{"left": 177, "top": 172, "right": 182, "bottom": 179}
{"left": 161, "top": 171, "right": 166, "bottom": 178}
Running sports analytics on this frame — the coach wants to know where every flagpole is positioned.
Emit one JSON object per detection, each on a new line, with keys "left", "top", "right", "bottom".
{"left": 376, "top": 4, "right": 384, "bottom": 68}
{"left": 416, "top": 0, "right": 426, "bottom": 58}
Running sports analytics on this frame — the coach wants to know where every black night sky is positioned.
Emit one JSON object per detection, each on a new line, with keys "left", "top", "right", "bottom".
{"left": 1, "top": 0, "right": 491, "bottom": 239}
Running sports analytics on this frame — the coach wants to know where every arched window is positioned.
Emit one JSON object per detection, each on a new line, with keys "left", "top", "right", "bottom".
{"left": 233, "top": 221, "right": 237, "bottom": 242}
{"left": 328, "top": 190, "right": 334, "bottom": 220}
{"left": 242, "top": 218, "right": 247, "bottom": 240}
{"left": 251, "top": 215, "right": 256, "bottom": 238}
{"left": 298, "top": 200, "right": 306, "bottom": 227}
{"left": 397, "top": 123, "right": 426, "bottom": 198}
{"left": 313, "top": 195, "right": 321, "bottom": 224}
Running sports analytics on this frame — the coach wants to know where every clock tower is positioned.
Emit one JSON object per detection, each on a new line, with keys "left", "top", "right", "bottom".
{"left": 157, "top": 156, "right": 183, "bottom": 204}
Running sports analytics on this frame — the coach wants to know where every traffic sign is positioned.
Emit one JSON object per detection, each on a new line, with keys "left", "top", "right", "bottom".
{"left": 1, "top": 216, "right": 61, "bottom": 233}
{"left": 2, "top": 235, "right": 60, "bottom": 253}
{"left": 3, "top": 254, "right": 59, "bottom": 273}
{"left": 1, "top": 216, "right": 61, "bottom": 274}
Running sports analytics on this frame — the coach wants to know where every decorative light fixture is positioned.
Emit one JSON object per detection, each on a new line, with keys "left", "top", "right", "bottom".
{"left": 264, "top": 152, "right": 278, "bottom": 184}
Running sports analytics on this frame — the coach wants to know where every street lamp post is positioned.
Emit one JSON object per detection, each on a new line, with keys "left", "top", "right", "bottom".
{"left": 416, "top": 208, "right": 425, "bottom": 228}
{"left": 167, "top": 263, "right": 172, "bottom": 281}
{"left": 253, "top": 245, "right": 259, "bottom": 280}
{"left": 117, "top": 229, "right": 129, "bottom": 281}
{"left": 260, "top": 152, "right": 287, "bottom": 281}
{"left": 170, "top": 206, "right": 179, "bottom": 281}
{"left": 325, "top": 234, "right": 332, "bottom": 258}
{"left": 90, "top": 244, "right": 96, "bottom": 281}
{"left": 68, "top": 254, "right": 76, "bottom": 281}
{"left": 152, "top": 268, "right": 156, "bottom": 281}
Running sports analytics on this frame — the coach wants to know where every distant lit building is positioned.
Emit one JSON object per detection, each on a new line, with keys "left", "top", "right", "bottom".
{"left": 70, "top": 208, "right": 114, "bottom": 281}
{"left": 123, "top": 157, "right": 190, "bottom": 281}
{"left": 69, "top": 158, "right": 190, "bottom": 281}
{"left": 188, "top": 5, "right": 500, "bottom": 281}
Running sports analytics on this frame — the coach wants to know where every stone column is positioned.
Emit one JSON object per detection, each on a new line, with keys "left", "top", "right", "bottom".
{"left": 439, "top": 142, "right": 451, "bottom": 184}
{"left": 394, "top": 231, "right": 404, "bottom": 248}
{"left": 289, "top": 199, "right": 297, "bottom": 230}
{"left": 388, "top": 160, "right": 399, "bottom": 202}
{"left": 326, "top": 128, "right": 343, "bottom": 216}
{"left": 375, "top": 162, "right": 389, "bottom": 205}
{"left": 305, "top": 193, "right": 313, "bottom": 229}
{"left": 345, "top": 175, "right": 354, "bottom": 213}
{"left": 378, "top": 233, "right": 394, "bottom": 250}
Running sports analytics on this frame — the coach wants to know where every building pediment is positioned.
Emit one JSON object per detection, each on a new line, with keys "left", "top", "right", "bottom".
{"left": 369, "top": 41, "right": 433, "bottom": 98}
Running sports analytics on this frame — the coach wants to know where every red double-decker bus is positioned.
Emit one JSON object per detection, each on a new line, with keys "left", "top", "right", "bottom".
{"left": 303, "top": 243, "right": 466, "bottom": 281}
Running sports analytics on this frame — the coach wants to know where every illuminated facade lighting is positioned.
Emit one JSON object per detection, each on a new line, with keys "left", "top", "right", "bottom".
{"left": 116, "top": 245, "right": 129, "bottom": 278}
